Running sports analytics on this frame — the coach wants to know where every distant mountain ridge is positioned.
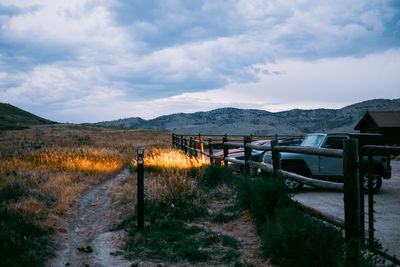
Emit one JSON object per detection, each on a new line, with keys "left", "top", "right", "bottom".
{"left": 0, "top": 103, "right": 56, "bottom": 130}
{"left": 95, "top": 99, "right": 400, "bottom": 135}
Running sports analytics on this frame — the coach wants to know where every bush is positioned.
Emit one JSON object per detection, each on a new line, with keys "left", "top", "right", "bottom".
{"left": 0, "top": 180, "right": 27, "bottom": 202}
{"left": 235, "top": 174, "right": 291, "bottom": 224}
{"left": 201, "top": 165, "right": 233, "bottom": 187}
{"left": 146, "top": 172, "right": 207, "bottom": 221}
{"left": 261, "top": 206, "right": 345, "bottom": 267}
{"left": 124, "top": 216, "right": 239, "bottom": 264}
{"left": 0, "top": 208, "right": 53, "bottom": 267}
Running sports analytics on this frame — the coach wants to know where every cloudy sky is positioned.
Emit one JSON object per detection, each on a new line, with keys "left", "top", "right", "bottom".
{"left": 0, "top": 0, "right": 399, "bottom": 123}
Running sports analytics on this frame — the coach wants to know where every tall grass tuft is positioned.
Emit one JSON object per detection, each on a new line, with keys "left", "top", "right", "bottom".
{"left": 200, "top": 165, "right": 233, "bottom": 187}
{"left": 0, "top": 207, "right": 53, "bottom": 267}
{"left": 148, "top": 170, "right": 207, "bottom": 220}
{"left": 235, "top": 174, "right": 291, "bottom": 224}
{"left": 261, "top": 206, "right": 345, "bottom": 267}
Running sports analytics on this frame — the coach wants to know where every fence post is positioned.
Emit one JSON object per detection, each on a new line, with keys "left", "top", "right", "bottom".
{"left": 189, "top": 137, "right": 193, "bottom": 157}
{"left": 209, "top": 138, "right": 214, "bottom": 165}
{"left": 244, "top": 136, "right": 251, "bottom": 175}
{"left": 136, "top": 149, "right": 144, "bottom": 229}
{"left": 271, "top": 140, "right": 281, "bottom": 174}
{"left": 184, "top": 137, "right": 188, "bottom": 155}
{"left": 223, "top": 135, "right": 228, "bottom": 167}
{"left": 180, "top": 135, "right": 183, "bottom": 151}
{"left": 359, "top": 153, "right": 365, "bottom": 244}
{"left": 172, "top": 134, "right": 175, "bottom": 148}
{"left": 193, "top": 137, "right": 197, "bottom": 158}
{"left": 367, "top": 151, "right": 374, "bottom": 249}
{"left": 199, "top": 134, "right": 204, "bottom": 161}
{"left": 343, "top": 139, "right": 361, "bottom": 265}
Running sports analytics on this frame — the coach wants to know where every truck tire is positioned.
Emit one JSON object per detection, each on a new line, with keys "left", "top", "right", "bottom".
{"left": 281, "top": 165, "right": 304, "bottom": 193}
{"left": 362, "top": 172, "right": 382, "bottom": 194}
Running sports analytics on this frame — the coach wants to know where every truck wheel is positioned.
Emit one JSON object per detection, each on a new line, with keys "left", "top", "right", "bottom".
{"left": 362, "top": 173, "right": 382, "bottom": 194}
{"left": 282, "top": 165, "right": 304, "bottom": 193}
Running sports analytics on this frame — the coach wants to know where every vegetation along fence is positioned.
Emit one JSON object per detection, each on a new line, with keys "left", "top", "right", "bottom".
{"left": 171, "top": 133, "right": 400, "bottom": 265}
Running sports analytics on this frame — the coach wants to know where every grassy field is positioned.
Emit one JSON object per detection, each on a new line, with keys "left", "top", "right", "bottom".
{"left": 1, "top": 124, "right": 389, "bottom": 266}
{"left": 0, "top": 124, "right": 171, "bottom": 266}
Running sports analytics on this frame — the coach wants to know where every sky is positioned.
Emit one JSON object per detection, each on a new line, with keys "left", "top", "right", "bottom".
{"left": 0, "top": 0, "right": 399, "bottom": 123}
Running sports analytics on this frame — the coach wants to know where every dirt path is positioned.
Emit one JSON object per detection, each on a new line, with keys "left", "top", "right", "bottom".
{"left": 47, "top": 169, "right": 132, "bottom": 267}
{"left": 47, "top": 170, "right": 270, "bottom": 266}
{"left": 188, "top": 197, "right": 271, "bottom": 267}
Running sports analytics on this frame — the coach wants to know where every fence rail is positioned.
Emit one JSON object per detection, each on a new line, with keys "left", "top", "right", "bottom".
{"left": 172, "top": 133, "right": 400, "bottom": 265}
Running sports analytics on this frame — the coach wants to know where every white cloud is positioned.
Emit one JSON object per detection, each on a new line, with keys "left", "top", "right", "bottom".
{"left": 0, "top": 1, "right": 399, "bottom": 122}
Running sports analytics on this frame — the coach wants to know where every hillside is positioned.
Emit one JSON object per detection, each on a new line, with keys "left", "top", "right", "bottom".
{"left": 0, "top": 103, "right": 56, "bottom": 130}
{"left": 95, "top": 99, "right": 400, "bottom": 135}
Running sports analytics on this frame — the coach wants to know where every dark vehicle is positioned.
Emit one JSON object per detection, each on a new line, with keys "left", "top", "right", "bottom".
{"left": 226, "top": 138, "right": 302, "bottom": 176}
{"left": 262, "top": 133, "right": 391, "bottom": 193}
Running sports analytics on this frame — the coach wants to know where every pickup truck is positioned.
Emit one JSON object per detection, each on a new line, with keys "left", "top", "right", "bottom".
{"left": 262, "top": 133, "right": 391, "bottom": 193}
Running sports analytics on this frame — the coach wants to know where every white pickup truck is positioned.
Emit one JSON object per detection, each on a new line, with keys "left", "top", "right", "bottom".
{"left": 262, "top": 133, "right": 391, "bottom": 193}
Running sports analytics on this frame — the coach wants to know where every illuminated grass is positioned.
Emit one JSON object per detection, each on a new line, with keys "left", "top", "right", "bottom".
{"left": 0, "top": 124, "right": 172, "bottom": 266}
{"left": 8, "top": 147, "right": 125, "bottom": 173}
{"left": 133, "top": 148, "right": 208, "bottom": 171}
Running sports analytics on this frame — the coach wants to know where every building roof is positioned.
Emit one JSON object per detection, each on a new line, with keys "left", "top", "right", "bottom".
{"left": 355, "top": 111, "right": 400, "bottom": 130}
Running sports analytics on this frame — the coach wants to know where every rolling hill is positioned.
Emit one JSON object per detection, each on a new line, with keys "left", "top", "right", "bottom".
{"left": 95, "top": 99, "right": 400, "bottom": 135}
{"left": 0, "top": 103, "right": 56, "bottom": 130}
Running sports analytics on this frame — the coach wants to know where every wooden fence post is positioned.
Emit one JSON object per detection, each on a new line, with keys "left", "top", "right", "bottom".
{"left": 172, "top": 134, "right": 175, "bottom": 148}
{"left": 343, "top": 139, "right": 361, "bottom": 266}
{"left": 244, "top": 136, "right": 251, "bottom": 175}
{"left": 209, "top": 138, "right": 214, "bottom": 165}
{"left": 184, "top": 137, "right": 188, "bottom": 155}
{"left": 223, "top": 135, "right": 228, "bottom": 167}
{"left": 192, "top": 137, "right": 197, "bottom": 157}
{"left": 359, "top": 153, "right": 365, "bottom": 244}
{"left": 180, "top": 135, "right": 184, "bottom": 151}
{"left": 199, "top": 134, "right": 204, "bottom": 161}
{"left": 189, "top": 137, "right": 193, "bottom": 157}
{"left": 136, "top": 149, "right": 144, "bottom": 229}
{"left": 271, "top": 140, "right": 281, "bottom": 174}
{"left": 367, "top": 151, "right": 374, "bottom": 249}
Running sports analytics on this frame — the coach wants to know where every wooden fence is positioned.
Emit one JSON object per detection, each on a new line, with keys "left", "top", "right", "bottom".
{"left": 172, "top": 133, "right": 400, "bottom": 265}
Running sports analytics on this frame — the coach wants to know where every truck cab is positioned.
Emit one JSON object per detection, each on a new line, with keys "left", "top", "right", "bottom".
{"left": 262, "top": 133, "right": 391, "bottom": 193}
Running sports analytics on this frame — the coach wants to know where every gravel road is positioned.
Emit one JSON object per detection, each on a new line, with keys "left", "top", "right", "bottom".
{"left": 293, "top": 160, "right": 400, "bottom": 260}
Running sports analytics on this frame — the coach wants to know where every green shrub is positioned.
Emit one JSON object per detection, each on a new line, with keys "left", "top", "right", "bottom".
{"left": 0, "top": 208, "right": 53, "bottom": 267}
{"left": 201, "top": 165, "right": 233, "bottom": 187}
{"left": 124, "top": 216, "right": 239, "bottom": 264}
{"left": 235, "top": 174, "right": 291, "bottom": 224}
{"left": 0, "top": 180, "right": 27, "bottom": 202}
{"left": 261, "top": 206, "right": 345, "bottom": 267}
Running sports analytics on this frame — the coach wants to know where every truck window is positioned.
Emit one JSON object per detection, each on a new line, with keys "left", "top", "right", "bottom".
{"left": 301, "top": 135, "right": 324, "bottom": 147}
{"left": 323, "top": 137, "right": 345, "bottom": 149}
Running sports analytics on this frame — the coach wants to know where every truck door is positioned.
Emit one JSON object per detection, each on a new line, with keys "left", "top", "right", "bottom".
{"left": 319, "top": 136, "right": 347, "bottom": 177}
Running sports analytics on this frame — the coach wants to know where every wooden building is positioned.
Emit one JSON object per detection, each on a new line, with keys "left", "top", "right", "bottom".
{"left": 354, "top": 111, "right": 400, "bottom": 145}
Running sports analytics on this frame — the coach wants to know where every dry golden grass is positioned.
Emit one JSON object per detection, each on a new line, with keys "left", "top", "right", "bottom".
{"left": 9, "top": 147, "right": 124, "bottom": 173}
{"left": 133, "top": 147, "right": 208, "bottom": 170}
{"left": 110, "top": 147, "right": 208, "bottom": 220}
{"left": 0, "top": 124, "right": 175, "bottom": 265}
{"left": 0, "top": 124, "right": 171, "bottom": 220}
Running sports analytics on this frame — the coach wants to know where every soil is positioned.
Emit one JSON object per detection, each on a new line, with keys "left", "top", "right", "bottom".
{"left": 46, "top": 169, "right": 132, "bottom": 267}
{"left": 47, "top": 170, "right": 271, "bottom": 267}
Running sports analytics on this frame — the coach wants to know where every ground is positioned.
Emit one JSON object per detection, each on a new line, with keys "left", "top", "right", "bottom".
{"left": 46, "top": 170, "right": 271, "bottom": 267}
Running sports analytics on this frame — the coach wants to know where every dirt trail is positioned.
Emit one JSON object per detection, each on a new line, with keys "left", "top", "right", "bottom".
{"left": 47, "top": 170, "right": 270, "bottom": 266}
{"left": 47, "top": 169, "right": 132, "bottom": 267}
